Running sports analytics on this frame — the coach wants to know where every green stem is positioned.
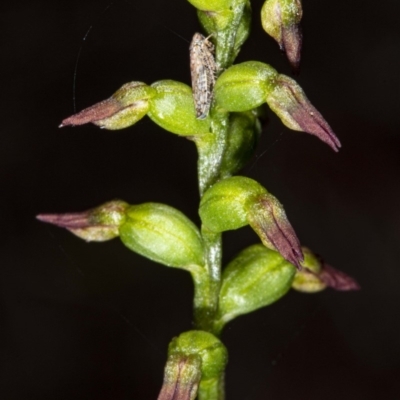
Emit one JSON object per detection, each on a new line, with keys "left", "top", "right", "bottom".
{"left": 198, "top": 375, "right": 225, "bottom": 400}
{"left": 194, "top": 111, "right": 229, "bottom": 333}
{"left": 195, "top": 111, "right": 230, "bottom": 196}
{"left": 215, "top": 2, "right": 246, "bottom": 70}
{"left": 193, "top": 228, "right": 222, "bottom": 334}
{"left": 192, "top": 5, "right": 247, "bottom": 399}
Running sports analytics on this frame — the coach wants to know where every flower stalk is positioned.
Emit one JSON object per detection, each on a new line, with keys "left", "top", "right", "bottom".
{"left": 37, "top": 1, "right": 361, "bottom": 399}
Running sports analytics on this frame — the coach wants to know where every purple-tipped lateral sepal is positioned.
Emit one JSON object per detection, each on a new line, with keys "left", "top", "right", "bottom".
{"left": 59, "top": 98, "right": 122, "bottom": 127}
{"left": 267, "top": 75, "right": 341, "bottom": 151}
{"left": 292, "top": 247, "right": 360, "bottom": 292}
{"left": 248, "top": 194, "right": 304, "bottom": 269}
{"left": 60, "top": 82, "right": 155, "bottom": 130}
{"left": 319, "top": 263, "right": 360, "bottom": 291}
{"left": 37, "top": 200, "right": 129, "bottom": 242}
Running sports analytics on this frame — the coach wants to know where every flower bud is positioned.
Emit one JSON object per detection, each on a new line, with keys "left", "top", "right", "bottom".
{"left": 148, "top": 80, "right": 211, "bottom": 136}
{"left": 60, "top": 82, "right": 155, "bottom": 130}
{"left": 261, "top": 0, "right": 303, "bottom": 71}
{"left": 168, "top": 331, "right": 228, "bottom": 381}
{"left": 37, "top": 200, "right": 129, "bottom": 242}
{"left": 199, "top": 176, "right": 303, "bottom": 268}
{"left": 266, "top": 74, "right": 341, "bottom": 151}
{"left": 292, "top": 248, "right": 360, "bottom": 292}
{"left": 119, "top": 203, "right": 205, "bottom": 269}
{"left": 216, "top": 244, "right": 296, "bottom": 330}
{"left": 220, "top": 111, "right": 261, "bottom": 176}
{"left": 215, "top": 61, "right": 278, "bottom": 112}
{"left": 157, "top": 354, "right": 201, "bottom": 400}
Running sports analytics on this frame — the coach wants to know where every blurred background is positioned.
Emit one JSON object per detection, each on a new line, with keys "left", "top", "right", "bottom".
{"left": 1, "top": 0, "right": 400, "bottom": 398}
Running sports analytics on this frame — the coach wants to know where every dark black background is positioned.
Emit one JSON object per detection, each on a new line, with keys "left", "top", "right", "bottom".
{"left": 2, "top": 0, "right": 400, "bottom": 399}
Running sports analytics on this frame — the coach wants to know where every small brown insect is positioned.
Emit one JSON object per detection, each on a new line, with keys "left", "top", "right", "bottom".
{"left": 189, "top": 32, "right": 217, "bottom": 120}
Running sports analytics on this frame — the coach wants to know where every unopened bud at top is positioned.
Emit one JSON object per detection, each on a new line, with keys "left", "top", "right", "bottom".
{"left": 261, "top": 0, "right": 303, "bottom": 71}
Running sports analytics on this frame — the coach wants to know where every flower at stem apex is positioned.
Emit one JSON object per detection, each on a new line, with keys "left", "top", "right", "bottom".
{"left": 37, "top": 200, "right": 129, "bottom": 242}
{"left": 266, "top": 75, "right": 341, "bottom": 151}
{"left": 248, "top": 194, "right": 303, "bottom": 269}
{"left": 261, "top": 0, "right": 303, "bottom": 72}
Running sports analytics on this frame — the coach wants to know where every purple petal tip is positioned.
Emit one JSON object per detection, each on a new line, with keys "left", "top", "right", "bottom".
{"left": 320, "top": 264, "right": 360, "bottom": 291}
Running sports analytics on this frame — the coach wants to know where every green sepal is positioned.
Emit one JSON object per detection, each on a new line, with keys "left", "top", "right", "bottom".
{"left": 199, "top": 176, "right": 266, "bottom": 232}
{"left": 292, "top": 247, "right": 327, "bottom": 292}
{"left": 197, "top": 8, "right": 234, "bottom": 32}
{"left": 220, "top": 112, "right": 261, "bottom": 177}
{"left": 148, "top": 80, "right": 211, "bottom": 136}
{"left": 113, "top": 81, "right": 156, "bottom": 105}
{"left": 168, "top": 330, "right": 228, "bottom": 381}
{"left": 214, "top": 61, "right": 277, "bottom": 112}
{"left": 216, "top": 245, "right": 296, "bottom": 331}
{"left": 119, "top": 203, "right": 205, "bottom": 270}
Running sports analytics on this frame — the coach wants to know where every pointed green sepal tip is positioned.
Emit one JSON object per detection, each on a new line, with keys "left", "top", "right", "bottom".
{"left": 148, "top": 80, "right": 211, "bottom": 136}
{"left": 119, "top": 203, "right": 205, "bottom": 270}
{"left": 216, "top": 245, "right": 296, "bottom": 330}
{"left": 168, "top": 331, "right": 228, "bottom": 381}
{"left": 261, "top": 0, "right": 303, "bottom": 71}
{"left": 37, "top": 200, "right": 129, "bottom": 242}
{"left": 60, "top": 82, "right": 155, "bottom": 130}
{"left": 215, "top": 61, "right": 278, "bottom": 112}
{"left": 199, "top": 176, "right": 303, "bottom": 267}
{"left": 292, "top": 247, "right": 360, "bottom": 292}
